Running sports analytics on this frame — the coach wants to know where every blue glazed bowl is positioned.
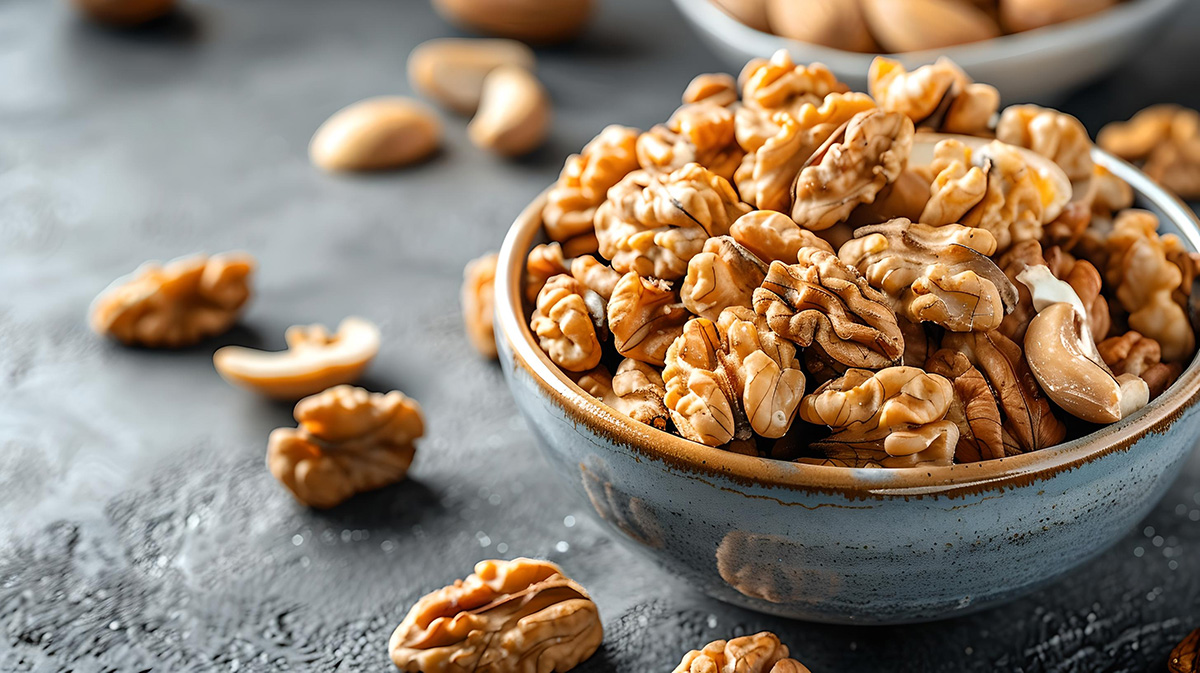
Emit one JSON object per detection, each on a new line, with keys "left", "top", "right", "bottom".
{"left": 494, "top": 147, "right": 1200, "bottom": 624}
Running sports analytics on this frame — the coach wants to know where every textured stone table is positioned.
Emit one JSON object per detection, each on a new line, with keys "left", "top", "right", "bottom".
{"left": 1, "top": 0, "right": 1198, "bottom": 670}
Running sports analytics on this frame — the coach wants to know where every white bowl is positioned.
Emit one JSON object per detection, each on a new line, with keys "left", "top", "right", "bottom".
{"left": 672, "top": 0, "right": 1186, "bottom": 103}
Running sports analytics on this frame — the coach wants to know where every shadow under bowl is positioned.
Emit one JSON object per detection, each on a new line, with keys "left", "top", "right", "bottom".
{"left": 493, "top": 147, "right": 1200, "bottom": 624}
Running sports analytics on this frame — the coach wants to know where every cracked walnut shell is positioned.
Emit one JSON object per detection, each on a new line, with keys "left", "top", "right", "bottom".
{"left": 531, "top": 275, "right": 605, "bottom": 372}
{"left": 389, "top": 558, "right": 602, "bottom": 673}
{"left": 838, "top": 219, "right": 1016, "bottom": 332}
{"left": 754, "top": 247, "right": 904, "bottom": 369}
{"left": 672, "top": 632, "right": 811, "bottom": 673}
{"left": 790, "top": 109, "right": 914, "bottom": 231}
{"left": 594, "top": 164, "right": 750, "bottom": 280}
{"left": 89, "top": 252, "right": 254, "bottom": 348}
{"left": 663, "top": 307, "right": 806, "bottom": 446}
{"left": 543, "top": 125, "right": 640, "bottom": 244}
{"left": 681, "top": 236, "right": 769, "bottom": 320}
{"left": 607, "top": 272, "right": 690, "bottom": 366}
{"left": 268, "top": 385, "right": 424, "bottom": 509}
{"left": 574, "top": 359, "right": 670, "bottom": 430}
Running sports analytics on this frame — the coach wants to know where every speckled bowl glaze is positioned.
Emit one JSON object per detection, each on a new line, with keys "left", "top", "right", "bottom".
{"left": 494, "top": 149, "right": 1200, "bottom": 624}
{"left": 671, "top": 0, "right": 1186, "bottom": 103}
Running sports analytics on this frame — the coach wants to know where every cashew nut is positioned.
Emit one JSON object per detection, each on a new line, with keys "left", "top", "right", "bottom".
{"left": 309, "top": 97, "right": 442, "bottom": 172}
{"left": 213, "top": 317, "right": 381, "bottom": 399}
{"left": 407, "top": 38, "right": 536, "bottom": 115}
{"left": 766, "top": 0, "right": 877, "bottom": 52}
{"left": 432, "top": 0, "right": 594, "bottom": 44}
{"left": 1019, "top": 266, "right": 1149, "bottom": 423}
{"left": 861, "top": 0, "right": 1001, "bottom": 53}
{"left": 72, "top": 0, "right": 174, "bottom": 25}
{"left": 468, "top": 66, "right": 551, "bottom": 157}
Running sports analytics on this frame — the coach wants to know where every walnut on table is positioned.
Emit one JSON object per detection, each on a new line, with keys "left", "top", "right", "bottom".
{"left": 838, "top": 219, "right": 1015, "bottom": 333}
{"left": 389, "top": 558, "right": 602, "bottom": 673}
{"left": 89, "top": 252, "right": 255, "bottom": 348}
{"left": 268, "top": 385, "right": 424, "bottom": 509}
{"left": 663, "top": 307, "right": 806, "bottom": 446}
{"left": 542, "top": 125, "right": 640, "bottom": 248}
{"left": 594, "top": 164, "right": 751, "bottom": 280}
{"left": 790, "top": 108, "right": 915, "bottom": 231}
{"left": 1168, "top": 627, "right": 1199, "bottom": 673}
{"left": 672, "top": 632, "right": 811, "bottom": 673}
{"left": 753, "top": 247, "right": 905, "bottom": 369}
{"left": 463, "top": 253, "right": 500, "bottom": 359}
{"left": 530, "top": 274, "right": 606, "bottom": 372}
{"left": 798, "top": 366, "right": 959, "bottom": 468}
{"left": 868, "top": 56, "right": 998, "bottom": 136}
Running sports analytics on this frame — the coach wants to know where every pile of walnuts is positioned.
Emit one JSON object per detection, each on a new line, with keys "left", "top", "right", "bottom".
{"left": 506, "top": 51, "right": 1199, "bottom": 469}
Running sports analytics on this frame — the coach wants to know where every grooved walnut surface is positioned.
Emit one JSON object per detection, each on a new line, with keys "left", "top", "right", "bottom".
{"left": 1, "top": 0, "right": 1198, "bottom": 670}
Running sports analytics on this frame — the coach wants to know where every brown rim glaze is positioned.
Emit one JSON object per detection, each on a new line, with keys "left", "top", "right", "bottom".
{"left": 494, "top": 148, "right": 1200, "bottom": 498}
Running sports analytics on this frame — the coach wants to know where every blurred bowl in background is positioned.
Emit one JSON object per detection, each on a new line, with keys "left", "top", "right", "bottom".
{"left": 672, "top": 0, "right": 1186, "bottom": 103}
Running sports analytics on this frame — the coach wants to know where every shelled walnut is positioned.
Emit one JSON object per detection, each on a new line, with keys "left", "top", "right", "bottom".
{"left": 754, "top": 247, "right": 904, "bottom": 369}
{"left": 575, "top": 359, "right": 670, "bottom": 430}
{"left": 1098, "top": 331, "right": 1182, "bottom": 400}
{"left": 89, "top": 252, "right": 255, "bottom": 348}
{"left": 738, "top": 50, "right": 849, "bottom": 124}
{"left": 543, "top": 125, "right": 640, "bottom": 247}
{"left": 996, "top": 104, "right": 1094, "bottom": 182}
{"left": 608, "top": 272, "right": 690, "bottom": 366}
{"left": 800, "top": 366, "right": 958, "bottom": 467}
{"left": 682, "top": 72, "right": 739, "bottom": 107}
{"left": 268, "top": 385, "right": 424, "bottom": 509}
{"left": 463, "top": 253, "right": 501, "bottom": 358}
{"left": 681, "top": 236, "right": 769, "bottom": 319}
{"left": 672, "top": 632, "right": 811, "bottom": 673}
{"left": 925, "top": 349, "right": 1005, "bottom": 461}
{"left": 638, "top": 102, "right": 744, "bottom": 181}
{"left": 531, "top": 275, "right": 605, "bottom": 372}
{"left": 663, "top": 307, "right": 806, "bottom": 445}
{"left": 729, "top": 210, "right": 833, "bottom": 263}
{"left": 1099, "top": 105, "right": 1200, "bottom": 200}
{"left": 389, "top": 558, "right": 602, "bottom": 673}
{"left": 868, "top": 57, "right": 998, "bottom": 136}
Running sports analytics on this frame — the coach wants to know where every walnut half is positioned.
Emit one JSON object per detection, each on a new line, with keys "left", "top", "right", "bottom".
{"left": 89, "top": 251, "right": 255, "bottom": 348}
{"left": 672, "top": 632, "right": 811, "bottom": 673}
{"left": 389, "top": 558, "right": 602, "bottom": 673}
{"left": 267, "top": 385, "right": 424, "bottom": 509}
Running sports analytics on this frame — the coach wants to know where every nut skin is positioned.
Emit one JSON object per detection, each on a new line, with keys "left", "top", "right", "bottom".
{"left": 89, "top": 251, "right": 254, "bottom": 348}
{"left": 672, "top": 632, "right": 811, "bottom": 673}
{"left": 213, "top": 317, "right": 382, "bottom": 399}
{"left": 463, "top": 253, "right": 500, "bottom": 358}
{"left": 389, "top": 558, "right": 602, "bottom": 673}
{"left": 71, "top": 0, "right": 174, "bottom": 26}
{"left": 861, "top": 0, "right": 1001, "bottom": 53}
{"left": 468, "top": 66, "right": 551, "bottom": 157}
{"left": 268, "top": 385, "right": 424, "bottom": 509}
{"left": 407, "top": 38, "right": 536, "bottom": 115}
{"left": 310, "top": 97, "right": 442, "bottom": 172}
{"left": 431, "top": 0, "right": 594, "bottom": 44}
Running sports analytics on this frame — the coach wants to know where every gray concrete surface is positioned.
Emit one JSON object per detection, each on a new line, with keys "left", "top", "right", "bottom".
{"left": 0, "top": 0, "right": 1197, "bottom": 670}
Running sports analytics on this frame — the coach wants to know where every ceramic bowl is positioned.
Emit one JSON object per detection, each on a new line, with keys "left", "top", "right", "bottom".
{"left": 494, "top": 145, "right": 1200, "bottom": 624}
{"left": 670, "top": 0, "right": 1187, "bottom": 103}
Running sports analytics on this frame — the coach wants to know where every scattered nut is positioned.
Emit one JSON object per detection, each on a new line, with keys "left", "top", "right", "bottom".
{"left": 729, "top": 210, "right": 834, "bottom": 263}
{"left": 407, "top": 38, "right": 536, "bottom": 115}
{"left": 213, "top": 317, "right": 381, "bottom": 399}
{"left": 463, "top": 252, "right": 500, "bottom": 358}
{"left": 389, "top": 557, "right": 602, "bottom": 672}
{"left": 89, "top": 252, "right": 254, "bottom": 348}
{"left": 608, "top": 272, "right": 690, "bottom": 366}
{"left": 766, "top": 0, "right": 876, "bottom": 52}
{"left": 1018, "top": 265, "right": 1148, "bottom": 423}
{"left": 268, "top": 385, "right": 423, "bottom": 508}
{"left": 544, "top": 125, "right": 641, "bottom": 246}
{"left": 790, "top": 109, "right": 914, "bottom": 231}
{"left": 800, "top": 366, "right": 958, "bottom": 468}
{"left": 309, "top": 97, "right": 442, "bottom": 172}
{"left": 431, "top": 0, "right": 594, "bottom": 44}
{"left": 663, "top": 307, "right": 806, "bottom": 445}
{"left": 681, "top": 236, "right": 769, "bottom": 320}
{"left": 73, "top": 0, "right": 175, "bottom": 24}
{"left": 860, "top": 0, "right": 1001, "bottom": 53}
{"left": 468, "top": 65, "right": 552, "bottom": 157}
{"left": 672, "top": 632, "right": 811, "bottom": 673}
{"left": 531, "top": 275, "right": 605, "bottom": 372}
{"left": 754, "top": 247, "right": 904, "bottom": 369}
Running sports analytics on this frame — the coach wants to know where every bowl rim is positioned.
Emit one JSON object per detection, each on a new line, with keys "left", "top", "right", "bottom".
{"left": 673, "top": 0, "right": 1184, "bottom": 72}
{"left": 494, "top": 147, "right": 1200, "bottom": 498}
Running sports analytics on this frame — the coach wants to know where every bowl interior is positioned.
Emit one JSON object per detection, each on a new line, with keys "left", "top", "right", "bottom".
{"left": 494, "top": 143, "right": 1200, "bottom": 498}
